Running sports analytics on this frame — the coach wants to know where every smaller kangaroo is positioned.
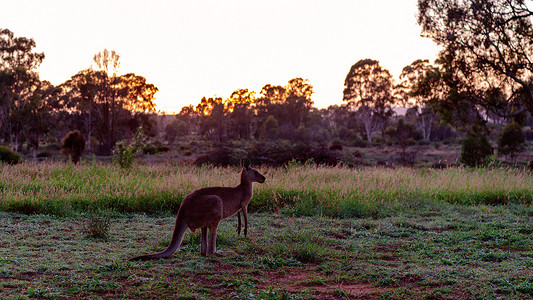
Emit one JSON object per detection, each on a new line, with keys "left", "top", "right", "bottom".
{"left": 130, "top": 160, "right": 265, "bottom": 260}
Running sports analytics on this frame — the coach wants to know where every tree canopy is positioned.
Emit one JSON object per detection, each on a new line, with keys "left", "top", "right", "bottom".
{"left": 417, "top": 0, "right": 533, "bottom": 120}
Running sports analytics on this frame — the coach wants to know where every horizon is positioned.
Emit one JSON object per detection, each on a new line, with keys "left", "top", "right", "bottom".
{"left": 3, "top": 0, "right": 438, "bottom": 113}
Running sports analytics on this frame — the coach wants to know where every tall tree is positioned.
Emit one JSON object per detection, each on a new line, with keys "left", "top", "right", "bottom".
{"left": 196, "top": 96, "right": 227, "bottom": 141}
{"left": 0, "top": 28, "right": 45, "bottom": 150}
{"left": 60, "top": 62, "right": 158, "bottom": 154}
{"left": 92, "top": 49, "right": 121, "bottom": 154}
{"left": 59, "top": 69, "right": 102, "bottom": 150}
{"left": 285, "top": 78, "right": 314, "bottom": 128}
{"left": 396, "top": 59, "right": 440, "bottom": 140}
{"left": 417, "top": 0, "right": 533, "bottom": 119}
{"left": 227, "top": 88, "right": 255, "bottom": 139}
{"left": 343, "top": 59, "right": 395, "bottom": 143}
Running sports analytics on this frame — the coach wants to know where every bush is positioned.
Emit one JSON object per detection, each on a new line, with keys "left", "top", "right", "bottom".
{"left": 142, "top": 145, "right": 170, "bottom": 155}
{"left": 498, "top": 122, "right": 525, "bottom": 162}
{"left": 113, "top": 143, "right": 140, "bottom": 169}
{"left": 194, "top": 147, "right": 248, "bottom": 166}
{"left": 37, "top": 151, "right": 52, "bottom": 158}
{"left": 460, "top": 134, "right": 492, "bottom": 167}
{"left": 42, "top": 143, "right": 60, "bottom": 151}
{"left": 351, "top": 138, "right": 368, "bottom": 148}
{"left": 0, "top": 146, "right": 22, "bottom": 164}
{"left": 142, "top": 145, "right": 158, "bottom": 155}
{"left": 61, "top": 130, "right": 86, "bottom": 164}
{"left": 84, "top": 209, "right": 113, "bottom": 239}
{"left": 113, "top": 128, "right": 144, "bottom": 169}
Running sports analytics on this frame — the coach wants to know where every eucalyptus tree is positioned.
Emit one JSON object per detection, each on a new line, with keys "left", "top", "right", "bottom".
{"left": 343, "top": 59, "right": 395, "bottom": 143}
{"left": 0, "top": 28, "right": 46, "bottom": 150}
{"left": 396, "top": 59, "right": 442, "bottom": 140}
{"left": 60, "top": 50, "right": 158, "bottom": 154}
{"left": 417, "top": 0, "right": 533, "bottom": 122}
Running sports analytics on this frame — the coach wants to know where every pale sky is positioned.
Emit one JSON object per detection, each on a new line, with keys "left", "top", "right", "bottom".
{"left": 3, "top": 0, "right": 438, "bottom": 113}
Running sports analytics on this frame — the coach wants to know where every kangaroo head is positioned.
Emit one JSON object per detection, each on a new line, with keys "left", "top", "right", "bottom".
{"left": 241, "top": 159, "right": 266, "bottom": 184}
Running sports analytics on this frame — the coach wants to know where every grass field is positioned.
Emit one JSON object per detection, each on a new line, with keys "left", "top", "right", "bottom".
{"left": 0, "top": 162, "right": 532, "bottom": 299}
{"left": 0, "top": 162, "right": 531, "bottom": 217}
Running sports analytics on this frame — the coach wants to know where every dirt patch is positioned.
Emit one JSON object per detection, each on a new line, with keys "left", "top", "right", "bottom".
{"left": 261, "top": 269, "right": 388, "bottom": 299}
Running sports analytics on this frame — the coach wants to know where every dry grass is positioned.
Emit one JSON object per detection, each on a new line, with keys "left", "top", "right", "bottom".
{"left": 0, "top": 161, "right": 531, "bottom": 217}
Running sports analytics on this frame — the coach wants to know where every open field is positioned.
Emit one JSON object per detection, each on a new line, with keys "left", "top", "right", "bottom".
{"left": 0, "top": 163, "right": 532, "bottom": 299}
{"left": 1, "top": 205, "right": 532, "bottom": 299}
{"left": 0, "top": 162, "right": 532, "bottom": 217}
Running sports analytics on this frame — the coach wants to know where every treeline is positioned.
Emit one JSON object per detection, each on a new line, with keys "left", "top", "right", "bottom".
{"left": 0, "top": 30, "right": 158, "bottom": 158}
{"left": 1, "top": 0, "right": 533, "bottom": 167}
{"left": 166, "top": 0, "right": 533, "bottom": 167}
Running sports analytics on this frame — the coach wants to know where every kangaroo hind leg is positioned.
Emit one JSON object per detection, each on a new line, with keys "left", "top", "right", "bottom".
{"left": 200, "top": 227, "right": 208, "bottom": 256}
{"left": 236, "top": 212, "right": 241, "bottom": 236}
{"left": 207, "top": 224, "right": 218, "bottom": 256}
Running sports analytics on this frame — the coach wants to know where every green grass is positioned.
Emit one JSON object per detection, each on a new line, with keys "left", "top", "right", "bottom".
{"left": 0, "top": 204, "right": 532, "bottom": 299}
{"left": 0, "top": 162, "right": 531, "bottom": 217}
{"left": 0, "top": 162, "right": 532, "bottom": 298}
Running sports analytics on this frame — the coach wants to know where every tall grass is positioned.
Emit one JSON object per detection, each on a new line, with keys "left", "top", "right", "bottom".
{"left": 0, "top": 161, "right": 531, "bottom": 217}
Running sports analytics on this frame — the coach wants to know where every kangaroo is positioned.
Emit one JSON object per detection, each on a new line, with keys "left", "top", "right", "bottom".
{"left": 130, "top": 160, "right": 265, "bottom": 260}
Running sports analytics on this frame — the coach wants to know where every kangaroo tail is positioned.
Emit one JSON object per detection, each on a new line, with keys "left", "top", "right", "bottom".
{"left": 130, "top": 217, "right": 188, "bottom": 261}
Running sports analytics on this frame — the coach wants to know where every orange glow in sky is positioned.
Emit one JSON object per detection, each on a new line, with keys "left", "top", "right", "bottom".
{"left": 3, "top": 0, "right": 438, "bottom": 113}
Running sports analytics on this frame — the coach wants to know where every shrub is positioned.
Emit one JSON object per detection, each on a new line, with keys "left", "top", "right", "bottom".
{"left": 498, "top": 122, "right": 525, "bottom": 162}
{"left": 142, "top": 145, "right": 169, "bottom": 155}
{"left": 460, "top": 134, "right": 492, "bottom": 167}
{"left": 194, "top": 147, "right": 248, "bottom": 166}
{"left": 142, "top": 145, "right": 158, "bottom": 155}
{"left": 37, "top": 151, "right": 52, "bottom": 158}
{"left": 84, "top": 209, "right": 112, "bottom": 238}
{"left": 0, "top": 146, "right": 22, "bottom": 164}
{"left": 329, "top": 144, "right": 343, "bottom": 151}
{"left": 113, "top": 127, "right": 144, "bottom": 169}
{"left": 157, "top": 145, "right": 170, "bottom": 152}
{"left": 351, "top": 138, "right": 368, "bottom": 148}
{"left": 60, "top": 130, "right": 86, "bottom": 164}
{"left": 42, "top": 143, "right": 60, "bottom": 151}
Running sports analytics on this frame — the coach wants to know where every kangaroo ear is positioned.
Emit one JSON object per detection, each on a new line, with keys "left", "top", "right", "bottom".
{"left": 242, "top": 158, "right": 251, "bottom": 169}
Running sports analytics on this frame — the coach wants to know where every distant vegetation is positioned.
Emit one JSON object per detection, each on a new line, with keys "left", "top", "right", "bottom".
{"left": 1, "top": 0, "right": 533, "bottom": 168}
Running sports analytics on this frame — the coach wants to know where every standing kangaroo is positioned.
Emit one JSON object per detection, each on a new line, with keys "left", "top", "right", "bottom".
{"left": 130, "top": 161, "right": 265, "bottom": 260}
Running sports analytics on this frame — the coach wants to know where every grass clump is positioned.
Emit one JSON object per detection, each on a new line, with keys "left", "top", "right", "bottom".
{"left": 83, "top": 209, "right": 113, "bottom": 238}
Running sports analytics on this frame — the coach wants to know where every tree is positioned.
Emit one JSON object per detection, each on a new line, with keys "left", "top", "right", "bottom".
{"left": 23, "top": 80, "right": 61, "bottom": 160}
{"left": 343, "top": 59, "right": 395, "bottom": 143}
{"left": 165, "top": 118, "right": 189, "bottom": 143}
{"left": 260, "top": 115, "right": 279, "bottom": 139}
{"left": 460, "top": 134, "right": 493, "bottom": 167}
{"left": 498, "top": 122, "right": 525, "bottom": 163}
{"left": 255, "top": 84, "right": 287, "bottom": 137}
{"left": 396, "top": 59, "right": 440, "bottom": 140}
{"left": 227, "top": 88, "right": 255, "bottom": 139}
{"left": 0, "top": 28, "right": 46, "bottom": 150}
{"left": 92, "top": 49, "right": 121, "bottom": 154}
{"left": 285, "top": 78, "right": 314, "bottom": 128}
{"left": 59, "top": 69, "right": 101, "bottom": 150}
{"left": 177, "top": 104, "right": 200, "bottom": 136}
{"left": 417, "top": 0, "right": 533, "bottom": 120}
{"left": 60, "top": 51, "right": 158, "bottom": 154}
{"left": 196, "top": 96, "right": 227, "bottom": 141}
{"left": 384, "top": 118, "right": 421, "bottom": 165}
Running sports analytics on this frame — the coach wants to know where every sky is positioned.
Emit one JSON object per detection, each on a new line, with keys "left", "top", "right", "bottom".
{"left": 3, "top": 0, "right": 439, "bottom": 113}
